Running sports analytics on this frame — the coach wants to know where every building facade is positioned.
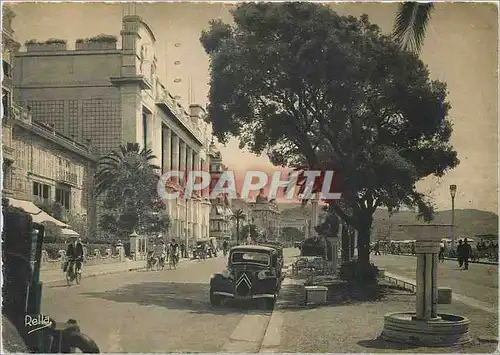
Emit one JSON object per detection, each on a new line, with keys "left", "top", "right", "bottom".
{"left": 13, "top": 15, "right": 211, "bottom": 244}
{"left": 208, "top": 143, "right": 233, "bottom": 242}
{"left": 249, "top": 191, "right": 281, "bottom": 240}
{"left": 2, "top": 7, "right": 97, "bottom": 234}
{"left": 280, "top": 217, "right": 309, "bottom": 238}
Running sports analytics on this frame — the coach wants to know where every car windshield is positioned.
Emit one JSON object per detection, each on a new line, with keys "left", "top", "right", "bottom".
{"left": 231, "top": 251, "right": 270, "bottom": 265}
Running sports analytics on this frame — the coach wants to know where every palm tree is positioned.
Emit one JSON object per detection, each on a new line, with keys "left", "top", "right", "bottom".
{"left": 231, "top": 209, "right": 246, "bottom": 243}
{"left": 393, "top": 2, "right": 434, "bottom": 54}
{"left": 95, "top": 142, "right": 159, "bottom": 197}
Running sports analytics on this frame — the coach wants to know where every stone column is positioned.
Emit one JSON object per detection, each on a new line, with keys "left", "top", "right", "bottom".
{"left": 180, "top": 141, "right": 186, "bottom": 172}
{"left": 415, "top": 240, "right": 440, "bottom": 320}
{"left": 171, "top": 135, "right": 179, "bottom": 171}
{"left": 310, "top": 194, "right": 319, "bottom": 238}
{"left": 186, "top": 147, "right": 193, "bottom": 174}
{"left": 162, "top": 127, "right": 171, "bottom": 173}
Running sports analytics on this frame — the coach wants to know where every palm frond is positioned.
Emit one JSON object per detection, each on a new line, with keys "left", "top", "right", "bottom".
{"left": 393, "top": 2, "right": 434, "bottom": 54}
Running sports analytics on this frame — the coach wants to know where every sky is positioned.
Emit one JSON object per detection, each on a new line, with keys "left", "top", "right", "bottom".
{"left": 6, "top": 1, "right": 499, "bottom": 213}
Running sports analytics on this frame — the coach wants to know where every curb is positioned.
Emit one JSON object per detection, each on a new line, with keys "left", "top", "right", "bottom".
{"left": 391, "top": 253, "right": 498, "bottom": 266}
{"left": 41, "top": 258, "right": 191, "bottom": 284}
{"left": 258, "top": 277, "right": 297, "bottom": 353}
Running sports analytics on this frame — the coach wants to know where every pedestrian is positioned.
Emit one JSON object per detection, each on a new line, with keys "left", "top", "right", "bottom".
{"left": 462, "top": 238, "right": 473, "bottom": 270}
{"left": 374, "top": 242, "right": 381, "bottom": 255}
{"left": 439, "top": 242, "right": 445, "bottom": 262}
{"left": 456, "top": 239, "right": 464, "bottom": 268}
{"left": 180, "top": 242, "right": 186, "bottom": 258}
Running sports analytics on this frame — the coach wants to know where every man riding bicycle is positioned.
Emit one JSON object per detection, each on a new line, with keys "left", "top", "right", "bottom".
{"left": 169, "top": 239, "right": 180, "bottom": 266}
{"left": 155, "top": 239, "right": 166, "bottom": 266}
{"left": 66, "top": 236, "right": 84, "bottom": 274}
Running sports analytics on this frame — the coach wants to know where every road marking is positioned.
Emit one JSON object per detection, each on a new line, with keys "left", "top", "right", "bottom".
{"left": 107, "top": 329, "right": 123, "bottom": 352}
{"left": 222, "top": 313, "right": 271, "bottom": 353}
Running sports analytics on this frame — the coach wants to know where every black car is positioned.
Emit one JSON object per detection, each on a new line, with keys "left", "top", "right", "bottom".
{"left": 209, "top": 245, "right": 282, "bottom": 309}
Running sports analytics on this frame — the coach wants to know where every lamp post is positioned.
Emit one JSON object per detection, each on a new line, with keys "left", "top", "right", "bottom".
{"left": 449, "top": 184, "right": 457, "bottom": 251}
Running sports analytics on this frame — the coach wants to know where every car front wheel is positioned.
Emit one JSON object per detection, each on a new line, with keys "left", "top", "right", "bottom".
{"left": 210, "top": 290, "right": 222, "bottom": 306}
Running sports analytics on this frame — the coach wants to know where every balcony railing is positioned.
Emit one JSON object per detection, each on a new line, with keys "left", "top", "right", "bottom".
{"left": 57, "top": 170, "right": 78, "bottom": 186}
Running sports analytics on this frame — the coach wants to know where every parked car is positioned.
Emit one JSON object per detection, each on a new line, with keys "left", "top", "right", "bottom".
{"left": 209, "top": 245, "right": 282, "bottom": 309}
{"left": 258, "top": 240, "right": 284, "bottom": 270}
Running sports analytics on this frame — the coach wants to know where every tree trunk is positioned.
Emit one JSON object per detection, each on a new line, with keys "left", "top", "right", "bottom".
{"left": 236, "top": 220, "right": 240, "bottom": 243}
{"left": 349, "top": 229, "right": 356, "bottom": 259}
{"left": 358, "top": 224, "right": 371, "bottom": 264}
{"left": 341, "top": 223, "right": 350, "bottom": 263}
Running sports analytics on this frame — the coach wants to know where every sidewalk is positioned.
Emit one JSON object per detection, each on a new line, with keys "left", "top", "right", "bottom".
{"left": 265, "top": 279, "right": 498, "bottom": 353}
{"left": 395, "top": 253, "right": 498, "bottom": 265}
{"left": 40, "top": 257, "right": 190, "bottom": 284}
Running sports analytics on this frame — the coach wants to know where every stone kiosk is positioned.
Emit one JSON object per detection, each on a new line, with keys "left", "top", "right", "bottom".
{"left": 129, "top": 231, "right": 147, "bottom": 261}
{"left": 381, "top": 224, "right": 472, "bottom": 347}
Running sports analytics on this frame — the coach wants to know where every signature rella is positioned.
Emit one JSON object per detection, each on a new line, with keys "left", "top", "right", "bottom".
{"left": 156, "top": 170, "right": 342, "bottom": 201}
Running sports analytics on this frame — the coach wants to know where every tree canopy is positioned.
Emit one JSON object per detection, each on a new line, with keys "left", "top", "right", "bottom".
{"left": 95, "top": 143, "right": 170, "bottom": 239}
{"left": 201, "top": 3, "right": 458, "bottom": 262}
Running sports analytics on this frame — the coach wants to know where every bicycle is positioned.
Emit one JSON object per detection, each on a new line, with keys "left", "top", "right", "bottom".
{"left": 65, "top": 259, "right": 82, "bottom": 286}
{"left": 146, "top": 254, "right": 158, "bottom": 271}
{"left": 169, "top": 253, "right": 179, "bottom": 269}
{"left": 158, "top": 254, "right": 166, "bottom": 270}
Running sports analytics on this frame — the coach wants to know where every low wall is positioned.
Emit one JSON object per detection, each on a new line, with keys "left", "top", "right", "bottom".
{"left": 40, "top": 256, "right": 129, "bottom": 270}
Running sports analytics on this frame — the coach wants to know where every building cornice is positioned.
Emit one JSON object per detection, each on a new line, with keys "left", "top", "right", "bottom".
{"left": 12, "top": 118, "right": 97, "bottom": 161}
{"left": 110, "top": 75, "right": 153, "bottom": 91}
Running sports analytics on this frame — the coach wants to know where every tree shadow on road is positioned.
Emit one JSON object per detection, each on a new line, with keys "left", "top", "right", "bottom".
{"left": 357, "top": 337, "right": 420, "bottom": 351}
{"left": 83, "top": 282, "right": 273, "bottom": 316}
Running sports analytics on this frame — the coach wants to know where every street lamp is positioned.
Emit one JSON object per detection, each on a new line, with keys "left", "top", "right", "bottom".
{"left": 449, "top": 184, "right": 457, "bottom": 251}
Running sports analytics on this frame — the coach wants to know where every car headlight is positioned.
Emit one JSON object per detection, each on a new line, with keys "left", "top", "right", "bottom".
{"left": 222, "top": 269, "right": 230, "bottom": 278}
{"left": 257, "top": 270, "right": 267, "bottom": 280}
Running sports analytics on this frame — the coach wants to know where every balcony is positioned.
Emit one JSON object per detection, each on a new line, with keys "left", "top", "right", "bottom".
{"left": 56, "top": 170, "right": 78, "bottom": 186}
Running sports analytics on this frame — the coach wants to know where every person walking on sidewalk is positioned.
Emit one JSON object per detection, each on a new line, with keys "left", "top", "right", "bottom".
{"left": 180, "top": 242, "right": 186, "bottom": 259}
{"left": 457, "top": 239, "right": 464, "bottom": 268}
{"left": 462, "top": 238, "right": 473, "bottom": 270}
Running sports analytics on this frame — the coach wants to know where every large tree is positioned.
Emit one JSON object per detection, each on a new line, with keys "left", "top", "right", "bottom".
{"left": 200, "top": 3, "right": 458, "bottom": 263}
{"left": 95, "top": 143, "right": 170, "bottom": 239}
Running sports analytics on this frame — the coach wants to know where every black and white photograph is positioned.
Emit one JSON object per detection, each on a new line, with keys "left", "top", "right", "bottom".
{"left": 1, "top": 1, "right": 498, "bottom": 353}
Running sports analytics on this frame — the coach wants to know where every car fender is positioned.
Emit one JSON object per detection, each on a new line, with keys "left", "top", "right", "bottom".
{"left": 210, "top": 273, "right": 230, "bottom": 288}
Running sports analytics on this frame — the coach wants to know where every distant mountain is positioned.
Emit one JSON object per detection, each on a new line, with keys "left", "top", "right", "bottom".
{"left": 372, "top": 209, "right": 498, "bottom": 241}
{"left": 278, "top": 204, "right": 498, "bottom": 241}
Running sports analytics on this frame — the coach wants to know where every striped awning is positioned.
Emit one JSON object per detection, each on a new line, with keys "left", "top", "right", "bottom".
{"left": 6, "top": 198, "right": 68, "bottom": 228}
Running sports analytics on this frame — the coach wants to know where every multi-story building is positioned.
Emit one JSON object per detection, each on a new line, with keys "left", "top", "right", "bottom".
{"left": 208, "top": 143, "right": 232, "bottom": 242}
{"left": 2, "top": 7, "right": 97, "bottom": 233}
{"left": 12, "top": 14, "right": 211, "bottom": 244}
{"left": 249, "top": 191, "right": 280, "bottom": 239}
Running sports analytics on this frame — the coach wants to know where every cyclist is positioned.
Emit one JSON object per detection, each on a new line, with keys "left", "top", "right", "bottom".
{"left": 66, "top": 236, "right": 84, "bottom": 275}
{"left": 155, "top": 239, "right": 166, "bottom": 268}
{"left": 147, "top": 239, "right": 157, "bottom": 269}
{"left": 169, "top": 239, "right": 180, "bottom": 267}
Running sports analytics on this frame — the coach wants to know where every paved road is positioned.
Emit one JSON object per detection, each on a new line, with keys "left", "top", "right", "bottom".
{"left": 372, "top": 254, "right": 498, "bottom": 307}
{"left": 41, "top": 249, "right": 297, "bottom": 353}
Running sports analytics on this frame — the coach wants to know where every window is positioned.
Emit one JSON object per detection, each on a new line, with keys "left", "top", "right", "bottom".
{"left": 2, "top": 60, "right": 11, "bottom": 78}
{"left": 231, "top": 251, "right": 270, "bottom": 265}
{"left": 142, "top": 111, "right": 148, "bottom": 149}
{"left": 33, "top": 182, "right": 50, "bottom": 200}
{"left": 2, "top": 162, "right": 12, "bottom": 189}
{"left": 2, "top": 88, "right": 10, "bottom": 116}
{"left": 55, "top": 188, "right": 71, "bottom": 209}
